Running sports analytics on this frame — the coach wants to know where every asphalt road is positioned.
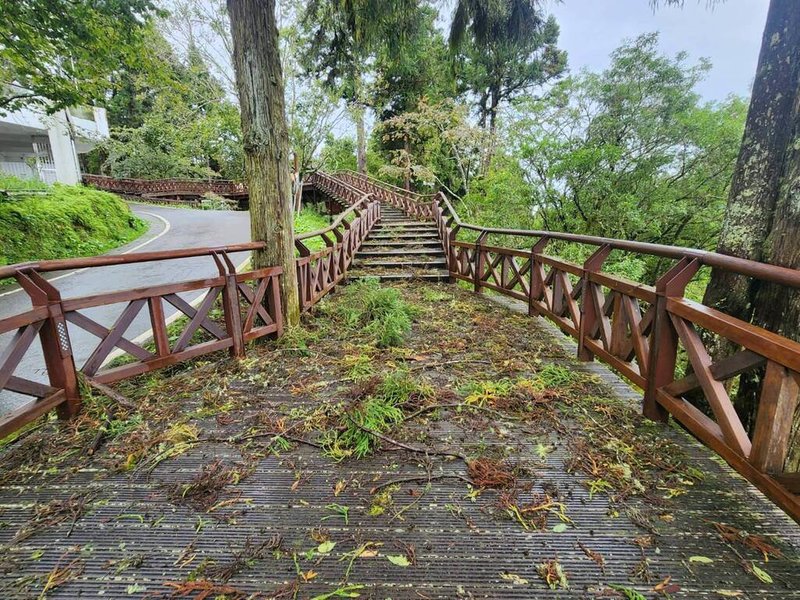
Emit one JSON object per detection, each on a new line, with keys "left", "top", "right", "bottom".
{"left": 0, "top": 203, "right": 251, "bottom": 414}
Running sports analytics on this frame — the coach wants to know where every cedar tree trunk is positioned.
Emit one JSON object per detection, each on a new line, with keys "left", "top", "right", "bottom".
{"left": 227, "top": 0, "right": 300, "bottom": 327}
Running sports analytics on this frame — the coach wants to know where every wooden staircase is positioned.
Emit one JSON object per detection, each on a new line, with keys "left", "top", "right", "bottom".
{"left": 348, "top": 206, "right": 449, "bottom": 281}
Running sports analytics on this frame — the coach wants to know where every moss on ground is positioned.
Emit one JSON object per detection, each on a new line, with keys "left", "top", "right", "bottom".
{"left": 0, "top": 176, "right": 147, "bottom": 269}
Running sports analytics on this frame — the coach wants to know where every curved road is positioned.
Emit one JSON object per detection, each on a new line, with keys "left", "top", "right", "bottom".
{"left": 0, "top": 203, "right": 251, "bottom": 413}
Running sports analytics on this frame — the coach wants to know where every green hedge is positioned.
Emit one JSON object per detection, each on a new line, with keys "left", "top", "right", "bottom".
{"left": 0, "top": 177, "right": 147, "bottom": 268}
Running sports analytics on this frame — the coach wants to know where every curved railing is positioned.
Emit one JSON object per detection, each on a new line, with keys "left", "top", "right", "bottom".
{"left": 429, "top": 188, "right": 800, "bottom": 521}
{"left": 324, "top": 169, "right": 800, "bottom": 522}
{"left": 82, "top": 174, "right": 248, "bottom": 198}
{"left": 0, "top": 173, "right": 382, "bottom": 440}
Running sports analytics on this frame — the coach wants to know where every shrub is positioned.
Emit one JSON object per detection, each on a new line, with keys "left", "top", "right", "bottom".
{"left": 0, "top": 177, "right": 147, "bottom": 269}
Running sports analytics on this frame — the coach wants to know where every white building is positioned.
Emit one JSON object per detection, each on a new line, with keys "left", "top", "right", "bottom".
{"left": 0, "top": 95, "right": 109, "bottom": 185}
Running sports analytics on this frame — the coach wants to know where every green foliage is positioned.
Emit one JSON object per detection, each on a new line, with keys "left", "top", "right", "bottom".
{"left": 500, "top": 33, "right": 746, "bottom": 281}
{"left": 320, "top": 135, "right": 358, "bottom": 172}
{"left": 0, "top": 0, "right": 160, "bottom": 114}
{"left": 0, "top": 179, "right": 147, "bottom": 268}
{"left": 326, "top": 279, "right": 415, "bottom": 348}
{"left": 377, "top": 98, "right": 490, "bottom": 194}
{"left": 324, "top": 371, "right": 431, "bottom": 460}
{"left": 455, "top": 8, "right": 566, "bottom": 129}
{"left": 89, "top": 28, "right": 244, "bottom": 181}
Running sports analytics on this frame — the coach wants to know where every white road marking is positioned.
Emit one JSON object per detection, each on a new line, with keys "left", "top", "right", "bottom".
{"left": 0, "top": 211, "right": 172, "bottom": 299}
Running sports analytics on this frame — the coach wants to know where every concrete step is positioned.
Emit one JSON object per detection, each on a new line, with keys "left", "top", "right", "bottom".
{"left": 361, "top": 240, "right": 442, "bottom": 248}
{"left": 347, "top": 269, "right": 450, "bottom": 282}
{"left": 356, "top": 248, "right": 444, "bottom": 257}
{"left": 378, "top": 219, "right": 431, "bottom": 226}
{"left": 353, "top": 258, "right": 447, "bottom": 269}
{"left": 373, "top": 225, "right": 438, "bottom": 232}
{"left": 368, "top": 232, "right": 440, "bottom": 240}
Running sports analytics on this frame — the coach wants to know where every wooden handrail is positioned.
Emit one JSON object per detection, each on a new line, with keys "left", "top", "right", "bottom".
{"left": 295, "top": 195, "right": 372, "bottom": 241}
{"left": 335, "top": 169, "right": 436, "bottom": 202}
{"left": 435, "top": 191, "right": 800, "bottom": 290}
{"left": 0, "top": 242, "right": 267, "bottom": 279}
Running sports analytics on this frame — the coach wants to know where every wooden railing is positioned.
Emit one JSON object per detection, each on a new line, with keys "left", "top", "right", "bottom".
{"left": 298, "top": 172, "right": 380, "bottom": 311}
{"left": 421, "top": 188, "right": 800, "bottom": 521}
{"left": 82, "top": 174, "right": 248, "bottom": 198}
{"left": 333, "top": 171, "right": 436, "bottom": 219}
{"left": 0, "top": 243, "right": 281, "bottom": 439}
{"left": 0, "top": 174, "right": 381, "bottom": 440}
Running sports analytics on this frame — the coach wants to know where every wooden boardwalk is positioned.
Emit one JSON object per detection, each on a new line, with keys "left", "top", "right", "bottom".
{"left": 0, "top": 281, "right": 798, "bottom": 599}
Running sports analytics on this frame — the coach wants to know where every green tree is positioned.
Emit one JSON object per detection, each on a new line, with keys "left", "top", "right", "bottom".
{"left": 505, "top": 35, "right": 745, "bottom": 275}
{"left": 0, "top": 0, "right": 159, "bottom": 113}
{"left": 300, "top": 0, "right": 419, "bottom": 172}
{"left": 320, "top": 135, "right": 358, "bottom": 172}
{"left": 95, "top": 29, "right": 243, "bottom": 180}
{"left": 456, "top": 10, "right": 566, "bottom": 133}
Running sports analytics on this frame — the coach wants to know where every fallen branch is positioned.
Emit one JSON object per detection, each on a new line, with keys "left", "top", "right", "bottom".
{"left": 88, "top": 404, "right": 116, "bottom": 456}
{"left": 87, "top": 379, "right": 138, "bottom": 411}
{"left": 344, "top": 414, "right": 467, "bottom": 461}
{"left": 370, "top": 472, "right": 471, "bottom": 494}
{"left": 402, "top": 402, "right": 520, "bottom": 423}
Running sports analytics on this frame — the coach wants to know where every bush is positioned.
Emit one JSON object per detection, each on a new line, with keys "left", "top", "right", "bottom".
{"left": 0, "top": 177, "right": 147, "bottom": 268}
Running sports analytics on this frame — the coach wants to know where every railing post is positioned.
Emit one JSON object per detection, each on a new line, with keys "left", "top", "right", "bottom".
{"left": 17, "top": 270, "right": 81, "bottom": 419}
{"left": 643, "top": 257, "right": 700, "bottom": 422}
{"left": 578, "top": 244, "right": 612, "bottom": 362}
{"left": 528, "top": 237, "right": 549, "bottom": 317}
{"left": 474, "top": 232, "right": 488, "bottom": 294}
{"left": 213, "top": 252, "right": 245, "bottom": 359}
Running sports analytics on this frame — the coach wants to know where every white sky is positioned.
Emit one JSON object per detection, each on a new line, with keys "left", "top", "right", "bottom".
{"left": 547, "top": 0, "right": 770, "bottom": 102}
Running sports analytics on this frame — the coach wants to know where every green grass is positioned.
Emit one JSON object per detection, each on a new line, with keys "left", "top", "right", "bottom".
{"left": 0, "top": 176, "right": 147, "bottom": 270}
{"left": 294, "top": 207, "right": 333, "bottom": 252}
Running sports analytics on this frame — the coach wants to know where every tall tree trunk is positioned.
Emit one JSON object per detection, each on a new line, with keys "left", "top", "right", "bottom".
{"left": 354, "top": 104, "right": 367, "bottom": 174}
{"left": 701, "top": 0, "right": 800, "bottom": 435}
{"left": 227, "top": 0, "right": 300, "bottom": 327}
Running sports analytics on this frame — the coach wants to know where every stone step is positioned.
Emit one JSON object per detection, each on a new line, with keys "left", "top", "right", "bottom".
{"left": 373, "top": 225, "right": 438, "bottom": 232}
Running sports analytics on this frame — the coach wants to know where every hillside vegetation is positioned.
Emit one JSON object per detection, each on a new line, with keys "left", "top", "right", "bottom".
{"left": 0, "top": 175, "right": 147, "bottom": 269}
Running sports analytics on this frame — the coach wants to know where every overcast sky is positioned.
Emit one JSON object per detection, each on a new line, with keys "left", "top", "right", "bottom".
{"left": 547, "top": 0, "right": 769, "bottom": 102}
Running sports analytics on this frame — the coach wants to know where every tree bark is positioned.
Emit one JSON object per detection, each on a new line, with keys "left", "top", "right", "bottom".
{"left": 701, "top": 0, "right": 800, "bottom": 438}
{"left": 353, "top": 104, "right": 367, "bottom": 174}
{"left": 703, "top": 0, "right": 800, "bottom": 320}
{"left": 227, "top": 0, "right": 300, "bottom": 327}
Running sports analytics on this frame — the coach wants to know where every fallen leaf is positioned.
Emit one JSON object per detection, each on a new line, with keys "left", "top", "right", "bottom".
{"left": 317, "top": 541, "right": 336, "bottom": 554}
{"left": 333, "top": 480, "right": 347, "bottom": 497}
{"left": 301, "top": 570, "right": 318, "bottom": 582}
{"left": 748, "top": 563, "right": 772, "bottom": 584}
{"left": 552, "top": 523, "right": 568, "bottom": 533}
{"left": 386, "top": 554, "right": 411, "bottom": 567}
{"left": 500, "top": 572, "right": 529, "bottom": 585}
{"left": 714, "top": 591, "right": 744, "bottom": 597}
{"left": 689, "top": 556, "right": 713, "bottom": 564}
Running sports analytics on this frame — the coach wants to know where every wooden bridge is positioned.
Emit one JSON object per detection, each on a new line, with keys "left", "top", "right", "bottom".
{"left": 1, "top": 171, "right": 799, "bottom": 598}
{"left": 82, "top": 174, "right": 250, "bottom": 207}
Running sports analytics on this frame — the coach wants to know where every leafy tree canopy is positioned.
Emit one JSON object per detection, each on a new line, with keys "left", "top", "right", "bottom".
{"left": 0, "top": 0, "right": 161, "bottom": 114}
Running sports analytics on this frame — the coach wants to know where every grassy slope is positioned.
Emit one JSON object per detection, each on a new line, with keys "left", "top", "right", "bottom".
{"left": 294, "top": 207, "right": 332, "bottom": 252}
{"left": 0, "top": 175, "right": 148, "bottom": 268}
